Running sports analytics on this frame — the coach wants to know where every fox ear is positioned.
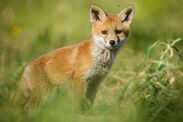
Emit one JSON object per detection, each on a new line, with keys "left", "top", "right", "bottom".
{"left": 90, "top": 4, "right": 107, "bottom": 22}
{"left": 119, "top": 5, "right": 135, "bottom": 24}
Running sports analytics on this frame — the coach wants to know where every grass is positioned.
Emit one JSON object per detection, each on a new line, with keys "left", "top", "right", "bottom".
{"left": 0, "top": 39, "right": 182, "bottom": 122}
{"left": 0, "top": 0, "right": 183, "bottom": 122}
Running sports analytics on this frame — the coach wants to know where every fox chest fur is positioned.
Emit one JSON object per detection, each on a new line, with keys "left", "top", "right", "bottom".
{"left": 85, "top": 46, "right": 115, "bottom": 82}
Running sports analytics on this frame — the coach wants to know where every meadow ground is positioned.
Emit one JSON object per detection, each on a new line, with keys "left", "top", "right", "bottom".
{"left": 0, "top": 0, "right": 183, "bottom": 122}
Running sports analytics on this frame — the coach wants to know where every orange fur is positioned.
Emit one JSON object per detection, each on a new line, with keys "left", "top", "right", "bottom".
{"left": 17, "top": 4, "right": 135, "bottom": 109}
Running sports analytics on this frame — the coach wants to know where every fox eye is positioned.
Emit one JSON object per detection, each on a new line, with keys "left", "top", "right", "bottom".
{"left": 101, "top": 30, "right": 108, "bottom": 35}
{"left": 115, "top": 30, "right": 122, "bottom": 34}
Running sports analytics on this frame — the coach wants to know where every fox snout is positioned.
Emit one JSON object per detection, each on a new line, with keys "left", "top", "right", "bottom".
{"left": 108, "top": 40, "right": 119, "bottom": 49}
{"left": 109, "top": 40, "right": 115, "bottom": 45}
{"left": 93, "top": 34, "right": 127, "bottom": 50}
{"left": 109, "top": 39, "right": 124, "bottom": 46}
{"left": 105, "top": 36, "right": 128, "bottom": 49}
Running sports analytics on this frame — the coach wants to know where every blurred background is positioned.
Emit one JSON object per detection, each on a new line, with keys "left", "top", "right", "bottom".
{"left": 0, "top": 0, "right": 183, "bottom": 122}
{"left": 0, "top": 0, "right": 183, "bottom": 67}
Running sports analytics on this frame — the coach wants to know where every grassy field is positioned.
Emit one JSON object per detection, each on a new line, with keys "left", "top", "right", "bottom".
{"left": 0, "top": 0, "right": 183, "bottom": 122}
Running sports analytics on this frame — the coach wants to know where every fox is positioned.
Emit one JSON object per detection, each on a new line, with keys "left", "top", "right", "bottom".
{"left": 16, "top": 4, "right": 135, "bottom": 110}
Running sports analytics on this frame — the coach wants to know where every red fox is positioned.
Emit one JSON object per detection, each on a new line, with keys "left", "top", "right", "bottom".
{"left": 17, "top": 4, "right": 135, "bottom": 109}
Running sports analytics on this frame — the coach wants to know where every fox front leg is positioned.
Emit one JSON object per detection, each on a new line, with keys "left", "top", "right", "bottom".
{"left": 81, "top": 79, "right": 101, "bottom": 112}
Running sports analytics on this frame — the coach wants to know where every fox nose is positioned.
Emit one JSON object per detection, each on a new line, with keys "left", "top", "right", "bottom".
{"left": 109, "top": 40, "right": 115, "bottom": 46}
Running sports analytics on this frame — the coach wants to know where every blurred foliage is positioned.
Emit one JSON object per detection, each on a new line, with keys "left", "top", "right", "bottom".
{"left": 0, "top": 0, "right": 183, "bottom": 122}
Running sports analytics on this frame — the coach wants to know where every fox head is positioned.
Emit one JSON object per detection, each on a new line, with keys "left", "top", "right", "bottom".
{"left": 90, "top": 4, "right": 135, "bottom": 50}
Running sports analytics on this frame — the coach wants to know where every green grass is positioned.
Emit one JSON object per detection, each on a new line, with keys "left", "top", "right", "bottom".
{"left": 1, "top": 39, "right": 182, "bottom": 122}
{"left": 87, "top": 38, "right": 183, "bottom": 122}
{"left": 0, "top": 0, "right": 183, "bottom": 122}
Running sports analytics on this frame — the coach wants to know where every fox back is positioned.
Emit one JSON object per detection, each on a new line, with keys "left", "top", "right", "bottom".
{"left": 17, "top": 4, "right": 135, "bottom": 110}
